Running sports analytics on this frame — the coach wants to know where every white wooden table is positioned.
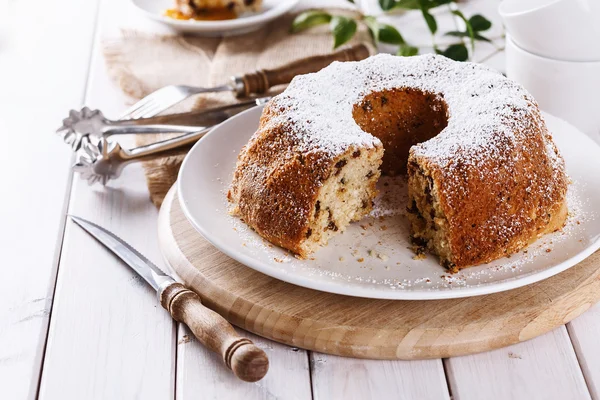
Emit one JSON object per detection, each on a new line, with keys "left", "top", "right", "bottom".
{"left": 2, "top": 0, "right": 600, "bottom": 399}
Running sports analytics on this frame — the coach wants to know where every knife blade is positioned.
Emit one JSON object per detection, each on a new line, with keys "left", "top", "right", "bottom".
{"left": 70, "top": 216, "right": 269, "bottom": 382}
{"left": 128, "top": 97, "right": 270, "bottom": 127}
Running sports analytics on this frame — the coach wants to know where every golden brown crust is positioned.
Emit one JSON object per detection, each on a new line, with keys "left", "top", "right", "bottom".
{"left": 229, "top": 54, "right": 568, "bottom": 267}
{"left": 229, "top": 103, "right": 381, "bottom": 256}
{"left": 406, "top": 106, "right": 568, "bottom": 269}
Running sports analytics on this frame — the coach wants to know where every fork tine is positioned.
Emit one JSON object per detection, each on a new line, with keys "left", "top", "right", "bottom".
{"left": 130, "top": 91, "right": 171, "bottom": 116}
{"left": 136, "top": 104, "right": 164, "bottom": 119}
{"left": 128, "top": 101, "right": 160, "bottom": 119}
{"left": 142, "top": 100, "right": 175, "bottom": 117}
{"left": 119, "top": 85, "right": 193, "bottom": 120}
{"left": 120, "top": 88, "right": 168, "bottom": 119}
{"left": 142, "top": 96, "right": 188, "bottom": 118}
{"left": 131, "top": 96, "right": 176, "bottom": 119}
{"left": 120, "top": 97, "right": 153, "bottom": 119}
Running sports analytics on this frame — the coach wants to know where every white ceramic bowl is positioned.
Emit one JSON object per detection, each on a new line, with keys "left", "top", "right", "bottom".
{"left": 499, "top": 0, "right": 600, "bottom": 61}
{"left": 506, "top": 34, "right": 600, "bottom": 136}
{"left": 131, "top": 0, "right": 299, "bottom": 36}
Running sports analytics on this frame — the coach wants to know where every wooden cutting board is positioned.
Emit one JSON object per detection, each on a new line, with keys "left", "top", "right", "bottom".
{"left": 158, "top": 187, "right": 600, "bottom": 359}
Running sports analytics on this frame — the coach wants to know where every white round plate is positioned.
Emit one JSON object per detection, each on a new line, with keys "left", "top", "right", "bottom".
{"left": 131, "top": 0, "right": 299, "bottom": 36}
{"left": 177, "top": 105, "right": 600, "bottom": 300}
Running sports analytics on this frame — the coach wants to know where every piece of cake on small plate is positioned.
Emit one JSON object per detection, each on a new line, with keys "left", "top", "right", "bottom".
{"left": 167, "top": 0, "right": 262, "bottom": 20}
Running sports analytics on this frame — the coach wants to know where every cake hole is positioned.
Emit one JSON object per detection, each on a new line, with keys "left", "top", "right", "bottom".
{"left": 353, "top": 88, "right": 448, "bottom": 175}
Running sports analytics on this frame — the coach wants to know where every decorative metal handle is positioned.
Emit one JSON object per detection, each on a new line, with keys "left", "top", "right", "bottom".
{"left": 71, "top": 97, "right": 272, "bottom": 185}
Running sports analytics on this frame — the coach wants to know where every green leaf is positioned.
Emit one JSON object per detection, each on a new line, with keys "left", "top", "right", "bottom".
{"left": 379, "top": 24, "right": 405, "bottom": 44}
{"left": 397, "top": 44, "right": 419, "bottom": 56}
{"left": 391, "top": 0, "right": 420, "bottom": 9}
{"left": 421, "top": 8, "right": 437, "bottom": 34}
{"left": 347, "top": 0, "right": 355, "bottom": 3}
{"left": 445, "top": 31, "right": 491, "bottom": 42}
{"left": 330, "top": 16, "right": 358, "bottom": 49}
{"left": 441, "top": 43, "right": 468, "bottom": 61}
{"left": 428, "top": 0, "right": 454, "bottom": 7}
{"left": 473, "top": 32, "right": 492, "bottom": 42}
{"left": 451, "top": 9, "right": 475, "bottom": 52}
{"left": 379, "top": 0, "right": 397, "bottom": 10}
{"left": 291, "top": 11, "right": 332, "bottom": 33}
{"left": 391, "top": 0, "right": 453, "bottom": 10}
{"left": 364, "top": 17, "right": 404, "bottom": 44}
{"left": 469, "top": 14, "right": 492, "bottom": 32}
{"left": 363, "top": 16, "right": 380, "bottom": 42}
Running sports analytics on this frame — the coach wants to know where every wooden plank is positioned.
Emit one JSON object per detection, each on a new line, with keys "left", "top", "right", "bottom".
{"left": 445, "top": 327, "right": 591, "bottom": 400}
{"left": 38, "top": 181, "right": 177, "bottom": 399}
{"left": 0, "top": 1, "right": 99, "bottom": 399}
{"left": 310, "top": 354, "right": 450, "bottom": 400}
{"left": 38, "top": 0, "right": 177, "bottom": 398}
{"left": 176, "top": 327, "right": 312, "bottom": 400}
{"left": 40, "top": 1, "right": 314, "bottom": 399}
{"left": 568, "top": 303, "right": 600, "bottom": 400}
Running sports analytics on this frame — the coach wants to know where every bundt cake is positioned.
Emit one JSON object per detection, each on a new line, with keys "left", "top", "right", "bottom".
{"left": 228, "top": 54, "right": 568, "bottom": 270}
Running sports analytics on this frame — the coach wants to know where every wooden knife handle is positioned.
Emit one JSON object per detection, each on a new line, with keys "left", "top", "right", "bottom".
{"left": 233, "top": 43, "right": 371, "bottom": 97}
{"left": 160, "top": 282, "right": 269, "bottom": 382}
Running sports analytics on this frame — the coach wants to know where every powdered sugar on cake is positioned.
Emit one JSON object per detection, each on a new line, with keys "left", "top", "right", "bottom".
{"left": 265, "top": 53, "right": 549, "bottom": 169}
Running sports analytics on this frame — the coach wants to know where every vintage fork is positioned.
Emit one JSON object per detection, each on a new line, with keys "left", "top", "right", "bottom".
{"left": 119, "top": 44, "right": 371, "bottom": 119}
{"left": 120, "top": 84, "right": 235, "bottom": 120}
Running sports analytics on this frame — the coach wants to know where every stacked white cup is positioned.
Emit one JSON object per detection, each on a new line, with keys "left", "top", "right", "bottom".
{"left": 499, "top": 0, "right": 600, "bottom": 135}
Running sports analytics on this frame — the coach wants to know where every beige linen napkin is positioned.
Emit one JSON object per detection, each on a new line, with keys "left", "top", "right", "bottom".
{"left": 103, "top": 10, "right": 372, "bottom": 207}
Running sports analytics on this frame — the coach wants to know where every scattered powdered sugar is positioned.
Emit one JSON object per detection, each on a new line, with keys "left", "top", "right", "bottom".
{"left": 223, "top": 169, "right": 595, "bottom": 294}
{"left": 266, "top": 53, "right": 541, "bottom": 168}
{"left": 456, "top": 181, "right": 595, "bottom": 283}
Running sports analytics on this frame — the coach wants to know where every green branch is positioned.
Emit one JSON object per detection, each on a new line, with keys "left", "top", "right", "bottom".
{"left": 290, "top": 0, "right": 493, "bottom": 62}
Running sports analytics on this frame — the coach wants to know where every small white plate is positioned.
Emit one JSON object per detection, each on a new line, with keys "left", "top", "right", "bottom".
{"left": 131, "top": 0, "right": 299, "bottom": 36}
{"left": 177, "top": 105, "right": 600, "bottom": 300}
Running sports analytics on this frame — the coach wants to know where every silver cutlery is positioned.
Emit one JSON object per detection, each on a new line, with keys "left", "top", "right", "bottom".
{"left": 127, "top": 97, "right": 271, "bottom": 126}
{"left": 59, "top": 98, "right": 269, "bottom": 151}
{"left": 57, "top": 107, "right": 201, "bottom": 151}
{"left": 71, "top": 97, "right": 270, "bottom": 185}
{"left": 70, "top": 216, "right": 269, "bottom": 382}
{"left": 120, "top": 44, "right": 370, "bottom": 119}
{"left": 73, "top": 127, "right": 209, "bottom": 185}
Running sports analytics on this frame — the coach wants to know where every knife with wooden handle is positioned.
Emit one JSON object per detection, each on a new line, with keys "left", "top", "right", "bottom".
{"left": 70, "top": 216, "right": 269, "bottom": 382}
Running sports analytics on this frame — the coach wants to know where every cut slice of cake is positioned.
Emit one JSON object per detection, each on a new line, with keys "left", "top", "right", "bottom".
{"left": 228, "top": 142, "right": 383, "bottom": 258}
